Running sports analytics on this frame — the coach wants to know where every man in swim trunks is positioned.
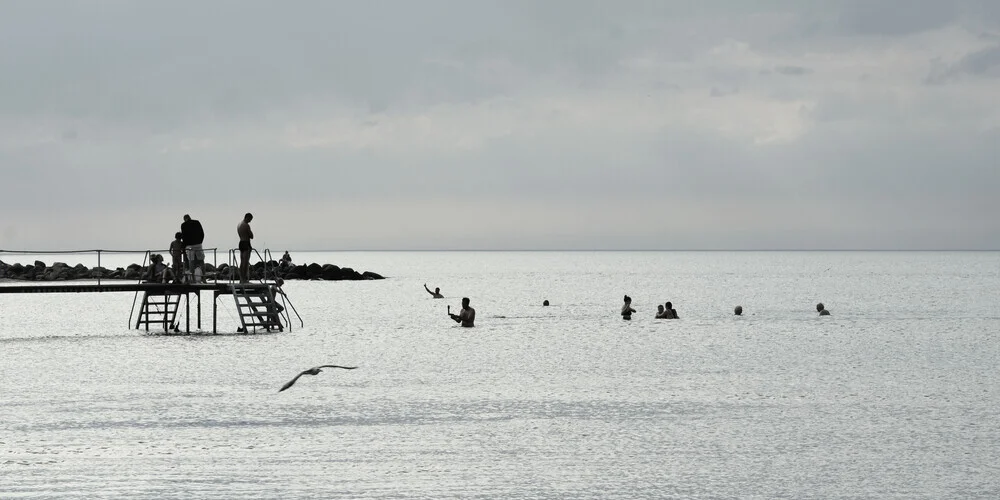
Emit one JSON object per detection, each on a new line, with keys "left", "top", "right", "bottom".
{"left": 237, "top": 213, "right": 254, "bottom": 283}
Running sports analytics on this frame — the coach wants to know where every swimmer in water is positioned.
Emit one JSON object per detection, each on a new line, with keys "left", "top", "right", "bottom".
{"left": 448, "top": 297, "right": 475, "bottom": 327}
{"left": 816, "top": 303, "right": 831, "bottom": 316}
{"left": 621, "top": 295, "right": 635, "bottom": 320}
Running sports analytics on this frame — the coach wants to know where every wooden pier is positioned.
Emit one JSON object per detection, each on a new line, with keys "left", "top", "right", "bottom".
{"left": 0, "top": 281, "right": 298, "bottom": 335}
{"left": 1, "top": 247, "right": 303, "bottom": 335}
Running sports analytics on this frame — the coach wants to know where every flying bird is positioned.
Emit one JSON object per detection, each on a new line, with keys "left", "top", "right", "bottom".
{"left": 278, "top": 365, "right": 357, "bottom": 392}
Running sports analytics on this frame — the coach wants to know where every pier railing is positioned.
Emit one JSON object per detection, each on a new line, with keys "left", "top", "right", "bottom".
{"left": 2, "top": 247, "right": 304, "bottom": 333}
{"left": 0, "top": 248, "right": 220, "bottom": 287}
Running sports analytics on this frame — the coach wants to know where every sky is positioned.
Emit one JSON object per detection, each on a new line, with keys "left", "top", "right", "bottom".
{"left": 1, "top": 0, "right": 998, "bottom": 251}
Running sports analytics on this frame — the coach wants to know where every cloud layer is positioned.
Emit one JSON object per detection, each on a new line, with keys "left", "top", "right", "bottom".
{"left": 2, "top": 1, "right": 998, "bottom": 250}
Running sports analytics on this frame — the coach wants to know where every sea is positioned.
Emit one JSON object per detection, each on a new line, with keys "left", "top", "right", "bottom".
{"left": 1, "top": 251, "right": 998, "bottom": 499}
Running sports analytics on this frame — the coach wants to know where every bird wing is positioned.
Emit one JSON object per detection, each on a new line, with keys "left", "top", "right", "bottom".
{"left": 278, "top": 371, "right": 309, "bottom": 392}
{"left": 316, "top": 365, "right": 358, "bottom": 370}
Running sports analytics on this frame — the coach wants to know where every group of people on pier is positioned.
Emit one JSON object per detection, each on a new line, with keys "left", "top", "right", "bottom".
{"left": 152, "top": 214, "right": 206, "bottom": 284}
{"left": 148, "top": 212, "right": 265, "bottom": 284}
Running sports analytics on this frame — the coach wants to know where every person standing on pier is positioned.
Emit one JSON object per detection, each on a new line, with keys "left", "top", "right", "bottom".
{"left": 169, "top": 232, "right": 184, "bottom": 284}
{"left": 181, "top": 214, "right": 205, "bottom": 283}
{"left": 237, "top": 213, "right": 254, "bottom": 283}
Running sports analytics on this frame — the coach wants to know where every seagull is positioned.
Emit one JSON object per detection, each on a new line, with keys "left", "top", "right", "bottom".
{"left": 278, "top": 365, "right": 357, "bottom": 392}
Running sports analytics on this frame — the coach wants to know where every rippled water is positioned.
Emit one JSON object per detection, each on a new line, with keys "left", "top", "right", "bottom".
{"left": 2, "top": 251, "right": 998, "bottom": 498}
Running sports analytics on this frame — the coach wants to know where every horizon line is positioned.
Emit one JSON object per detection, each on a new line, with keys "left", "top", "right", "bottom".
{"left": 2, "top": 248, "right": 998, "bottom": 255}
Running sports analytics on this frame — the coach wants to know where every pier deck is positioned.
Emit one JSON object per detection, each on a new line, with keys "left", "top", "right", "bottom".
{"left": 1, "top": 248, "right": 301, "bottom": 334}
{"left": 0, "top": 281, "right": 273, "bottom": 294}
{"left": 0, "top": 281, "right": 289, "bottom": 334}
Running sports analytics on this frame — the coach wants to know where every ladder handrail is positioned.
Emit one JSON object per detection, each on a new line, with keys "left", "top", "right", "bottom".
{"left": 127, "top": 250, "right": 152, "bottom": 327}
{"left": 254, "top": 248, "right": 272, "bottom": 283}
{"left": 274, "top": 287, "right": 303, "bottom": 329}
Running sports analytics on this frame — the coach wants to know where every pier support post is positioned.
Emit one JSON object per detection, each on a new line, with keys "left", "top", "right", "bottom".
{"left": 212, "top": 291, "right": 218, "bottom": 334}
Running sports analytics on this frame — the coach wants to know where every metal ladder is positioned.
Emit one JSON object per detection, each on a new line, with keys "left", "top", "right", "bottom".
{"left": 223, "top": 247, "right": 302, "bottom": 333}
{"left": 136, "top": 291, "right": 183, "bottom": 332}
{"left": 232, "top": 285, "right": 284, "bottom": 333}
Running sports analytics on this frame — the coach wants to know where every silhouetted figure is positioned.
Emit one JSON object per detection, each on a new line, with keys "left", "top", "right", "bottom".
{"left": 169, "top": 232, "right": 184, "bottom": 283}
{"left": 181, "top": 214, "right": 205, "bottom": 282}
{"left": 656, "top": 304, "right": 665, "bottom": 318}
{"left": 734, "top": 305, "right": 743, "bottom": 316}
{"left": 449, "top": 297, "right": 475, "bottom": 327}
{"left": 542, "top": 300, "right": 549, "bottom": 306}
{"left": 237, "top": 213, "right": 254, "bottom": 283}
{"left": 621, "top": 295, "right": 635, "bottom": 320}
{"left": 424, "top": 284, "right": 444, "bottom": 298}
{"left": 146, "top": 254, "right": 171, "bottom": 283}
{"left": 816, "top": 303, "right": 831, "bottom": 316}
{"left": 664, "top": 301, "right": 679, "bottom": 319}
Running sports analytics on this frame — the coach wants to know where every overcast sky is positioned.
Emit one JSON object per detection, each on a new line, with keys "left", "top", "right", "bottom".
{"left": 1, "top": 0, "right": 998, "bottom": 251}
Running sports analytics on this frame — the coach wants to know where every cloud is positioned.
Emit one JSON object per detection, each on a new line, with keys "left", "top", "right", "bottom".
{"left": 926, "top": 44, "right": 1000, "bottom": 83}
{"left": 773, "top": 65, "right": 813, "bottom": 76}
{"left": 1, "top": 1, "right": 998, "bottom": 250}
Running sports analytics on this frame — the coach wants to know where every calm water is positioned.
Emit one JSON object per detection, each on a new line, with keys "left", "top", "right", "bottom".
{"left": 1, "top": 251, "right": 998, "bottom": 499}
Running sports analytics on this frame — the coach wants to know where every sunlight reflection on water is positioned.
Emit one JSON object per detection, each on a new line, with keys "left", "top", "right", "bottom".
{"left": 2, "top": 252, "right": 998, "bottom": 498}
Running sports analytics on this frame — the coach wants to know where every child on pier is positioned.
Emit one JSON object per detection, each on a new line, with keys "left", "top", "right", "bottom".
{"left": 169, "top": 233, "right": 184, "bottom": 284}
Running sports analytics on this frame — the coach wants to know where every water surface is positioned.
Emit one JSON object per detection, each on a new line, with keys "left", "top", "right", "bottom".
{"left": 2, "top": 251, "right": 998, "bottom": 498}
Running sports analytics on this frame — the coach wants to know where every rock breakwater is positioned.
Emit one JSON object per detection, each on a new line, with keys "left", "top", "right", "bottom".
{"left": 0, "top": 259, "right": 385, "bottom": 282}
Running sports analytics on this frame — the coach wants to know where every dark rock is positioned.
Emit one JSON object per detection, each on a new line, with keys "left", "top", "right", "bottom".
{"left": 283, "top": 266, "right": 306, "bottom": 280}
{"left": 320, "top": 264, "right": 341, "bottom": 280}
{"left": 305, "top": 263, "right": 323, "bottom": 279}
{"left": 72, "top": 263, "right": 89, "bottom": 279}
{"left": 339, "top": 267, "right": 361, "bottom": 280}
{"left": 0, "top": 258, "right": 385, "bottom": 282}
